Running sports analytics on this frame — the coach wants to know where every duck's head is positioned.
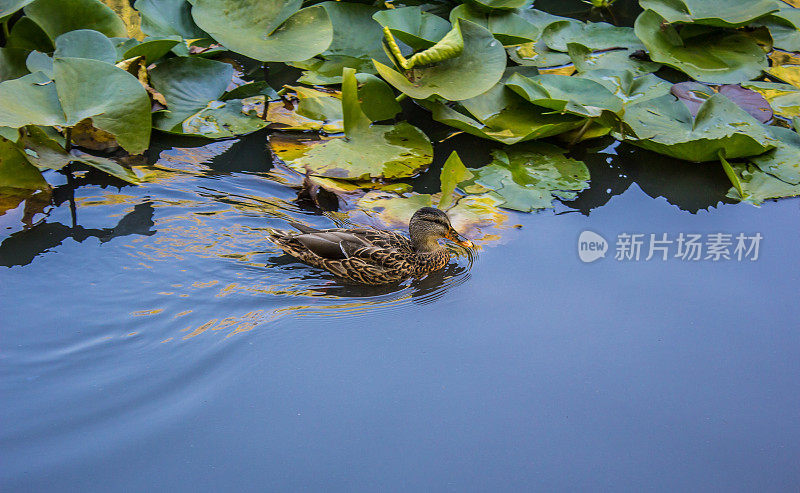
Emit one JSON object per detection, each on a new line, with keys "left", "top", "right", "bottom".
{"left": 408, "top": 207, "right": 473, "bottom": 252}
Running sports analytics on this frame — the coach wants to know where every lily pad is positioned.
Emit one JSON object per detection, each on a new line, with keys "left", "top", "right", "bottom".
{"left": 373, "top": 19, "right": 506, "bottom": 101}
{"left": 318, "top": 1, "right": 383, "bottom": 59}
{"left": 543, "top": 20, "right": 641, "bottom": 53}
{"left": 191, "top": 0, "right": 333, "bottom": 62}
{"left": 25, "top": 50, "right": 53, "bottom": 77}
{"left": 0, "top": 0, "right": 34, "bottom": 17}
{"left": 769, "top": 51, "right": 800, "bottom": 89}
{"left": 634, "top": 9, "right": 768, "bottom": 84}
{"left": 567, "top": 42, "right": 661, "bottom": 76}
{"left": 121, "top": 36, "right": 181, "bottom": 62}
{"left": 639, "top": 0, "right": 780, "bottom": 28}
{"left": 181, "top": 100, "right": 267, "bottom": 139}
{"left": 509, "top": 40, "right": 572, "bottom": 68}
{"left": 465, "top": 0, "right": 532, "bottom": 10}
{"left": 505, "top": 72, "right": 623, "bottom": 118}
{"left": 24, "top": 0, "right": 127, "bottom": 39}
{"left": 0, "top": 136, "right": 49, "bottom": 190}
{"left": 619, "top": 92, "right": 776, "bottom": 162}
{"left": 749, "top": 126, "right": 800, "bottom": 185}
{"left": 0, "top": 47, "right": 29, "bottom": 82}
{"left": 754, "top": 9, "right": 800, "bottom": 53}
{"left": 134, "top": 0, "right": 207, "bottom": 39}
{"left": 742, "top": 81, "right": 800, "bottom": 118}
{"left": 54, "top": 57, "right": 151, "bottom": 154}
{"left": 724, "top": 161, "right": 800, "bottom": 205}
{"left": 289, "top": 56, "right": 378, "bottom": 85}
{"left": 458, "top": 142, "right": 590, "bottom": 211}
{"left": 372, "top": 6, "right": 451, "bottom": 51}
{"left": 0, "top": 71, "right": 67, "bottom": 128}
{"left": 439, "top": 151, "right": 474, "bottom": 210}
{"left": 420, "top": 70, "right": 584, "bottom": 145}
{"left": 270, "top": 68, "right": 432, "bottom": 181}
{"left": 449, "top": 4, "right": 539, "bottom": 45}
{"left": 576, "top": 70, "right": 672, "bottom": 106}
{"left": 54, "top": 29, "right": 118, "bottom": 64}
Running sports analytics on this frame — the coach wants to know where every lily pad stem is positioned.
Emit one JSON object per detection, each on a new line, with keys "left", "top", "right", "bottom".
{"left": 395, "top": 93, "right": 407, "bottom": 103}
{"left": 570, "top": 118, "right": 594, "bottom": 146}
{"left": 2, "top": 20, "right": 9, "bottom": 41}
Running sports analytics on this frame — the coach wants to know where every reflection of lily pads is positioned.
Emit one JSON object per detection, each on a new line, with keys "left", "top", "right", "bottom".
{"left": 619, "top": 93, "right": 775, "bottom": 162}
{"left": 635, "top": 10, "right": 768, "bottom": 84}
{"left": 458, "top": 142, "right": 590, "bottom": 211}
{"left": 373, "top": 19, "right": 506, "bottom": 101}
{"left": 639, "top": 0, "right": 780, "bottom": 28}
{"left": 191, "top": 0, "right": 333, "bottom": 62}
{"left": 270, "top": 68, "right": 432, "bottom": 181}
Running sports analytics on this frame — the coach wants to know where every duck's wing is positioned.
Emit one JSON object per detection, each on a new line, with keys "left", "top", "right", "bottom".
{"left": 294, "top": 231, "right": 371, "bottom": 260}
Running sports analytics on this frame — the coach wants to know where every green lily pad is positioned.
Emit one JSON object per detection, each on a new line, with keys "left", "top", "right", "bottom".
{"left": 122, "top": 36, "right": 181, "bottom": 63}
{"left": 24, "top": 0, "right": 127, "bottom": 40}
{"left": 458, "top": 142, "right": 590, "bottom": 211}
{"left": 508, "top": 40, "right": 572, "bottom": 68}
{"left": 439, "top": 151, "right": 474, "bottom": 210}
{"left": 191, "top": 0, "right": 333, "bottom": 62}
{"left": 639, "top": 0, "right": 780, "bottom": 28}
{"left": 465, "top": 0, "right": 532, "bottom": 10}
{"left": 576, "top": 70, "right": 672, "bottom": 105}
{"left": 543, "top": 20, "right": 641, "bottom": 53}
{"left": 289, "top": 56, "right": 378, "bottom": 85}
{"left": 619, "top": 92, "right": 776, "bottom": 162}
{"left": 16, "top": 124, "right": 70, "bottom": 170}
{"left": 567, "top": 42, "right": 661, "bottom": 76}
{"left": 0, "top": 136, "right": 49, "bottom": 190}
{"left": 181, "top": 100, "right": 267, "bottom": 139}
{"left": 0, "top": 0, "right": 34, "bottom": 17}
{"left": 134, "top": 0, "right": 207, "bottom": 39}
{"left": 69, "top": 149, "right": 140, "bottom": 183}
{"left": 319, "top": 1, "right": 383, "bottom": 59}
{"left": 372, "top": 6, "right": 451, "bottom": 51}
{"left": 354, "top": 73, "right": 402, "bottom": 122}
{"left": 0, "top": 71, "right": 66, "bottom": 128}
{"left": 754, "top": 9, "right": 800, "bottom": 53}
{"left": 25, "top": 51, "right": 53, "bottom": 78}
{"left": 505, "top": 72, "right": 623, "bottom": 118}
{"left": 54, "top": 57, "right": 150, "bottom": 154}
{"left": 449, "top": 4, "right": 539, "bottom": 45}
{"left": 420, "top": 69, "right": 585, "bottom": 145}
{"left": 742, "top": 81, "right": 800, "bottom": 118}
{"left": 373, "top": 19, "right": 506, "bottom": 101}
{"left": 54, "top": 29, "right": 117, "bottom": 64}
{"left": 0, "top": 47, "right": 29, "bottom": 82}
{"left": 749, "top": 126, "right": 800, "bottom": 185}
{"left": 149, "top": 57, "right": 231, "bottom": 132}
{"left": 634, "top": 10, "right": 768, "bottom": 84}
{"left": 270, "top": 68, "right": 432, "bottom": 181}
{"left": 724, "top": 161, "right": 800, "bottom": 205}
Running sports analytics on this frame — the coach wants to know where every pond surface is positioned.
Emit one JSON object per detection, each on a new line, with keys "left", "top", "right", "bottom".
{"left": 1, "top": 127, "right": 798, "bottom": 491}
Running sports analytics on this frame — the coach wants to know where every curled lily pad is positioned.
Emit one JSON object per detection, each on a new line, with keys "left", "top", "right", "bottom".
{"left": 24, "top": 0, "right": 127, "bottom": 39}
{"left": 121, "top": 36, "right": 181, "bottom": 63}
{"left": 191, "top": 0, "right": 333, "bottom": 62}
{"left": 458, "top": 142, "right": 590, "bottom": 211}
{"left": 373, "top": 19, "right": 506, "bottom": 101}
{"left": 0, "top": 0, "right": 34, "bottom": 17}
{"left": 270, "top": 68, "right": 432, "bottom": 181}
{"left": 742, "top": 81, "right": 800, "bottom": 118}
{"left": 449, "top": 4, "right": 539, "bottom": 45}
{"left": 634, "top": 10, "right": 768, "bottom": 84}
{"left": 618, "top": 92, "right": 776, "bottom": 162}
{"left": 639, "top": 0, "right": 780, "bottom": 28}
{"left": 372, "top": 6, "right": 451, "bottom": 51}
{"left": 54, "top": 29, "right": 117, "bottom": 64}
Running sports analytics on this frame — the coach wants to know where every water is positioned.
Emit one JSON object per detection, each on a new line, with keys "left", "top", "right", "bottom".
{"left": 2, "top": 127, "right": 798, "bottom": 491}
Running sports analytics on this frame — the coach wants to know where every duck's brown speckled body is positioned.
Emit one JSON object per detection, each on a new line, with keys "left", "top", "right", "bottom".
{"left": 269, "top": 207, "right": 472, "bottom": 285}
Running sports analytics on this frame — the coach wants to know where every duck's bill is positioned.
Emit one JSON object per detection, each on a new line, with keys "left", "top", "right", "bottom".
{"left": 447, "top": 229, "right": 474, "bottom": 248}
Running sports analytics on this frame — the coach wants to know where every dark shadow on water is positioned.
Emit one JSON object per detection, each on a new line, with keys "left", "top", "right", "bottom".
{"left": 0, "top": 202, "right": 156, "bottom": 267}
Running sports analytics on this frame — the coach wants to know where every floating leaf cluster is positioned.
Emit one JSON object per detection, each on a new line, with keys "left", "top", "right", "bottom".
{"left": 1, "top": 0, "right": 800, "bottom": 229}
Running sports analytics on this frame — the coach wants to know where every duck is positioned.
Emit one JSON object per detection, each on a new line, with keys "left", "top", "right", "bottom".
{"left": 269, "top": 207, "right": 473, "bottom": 285}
